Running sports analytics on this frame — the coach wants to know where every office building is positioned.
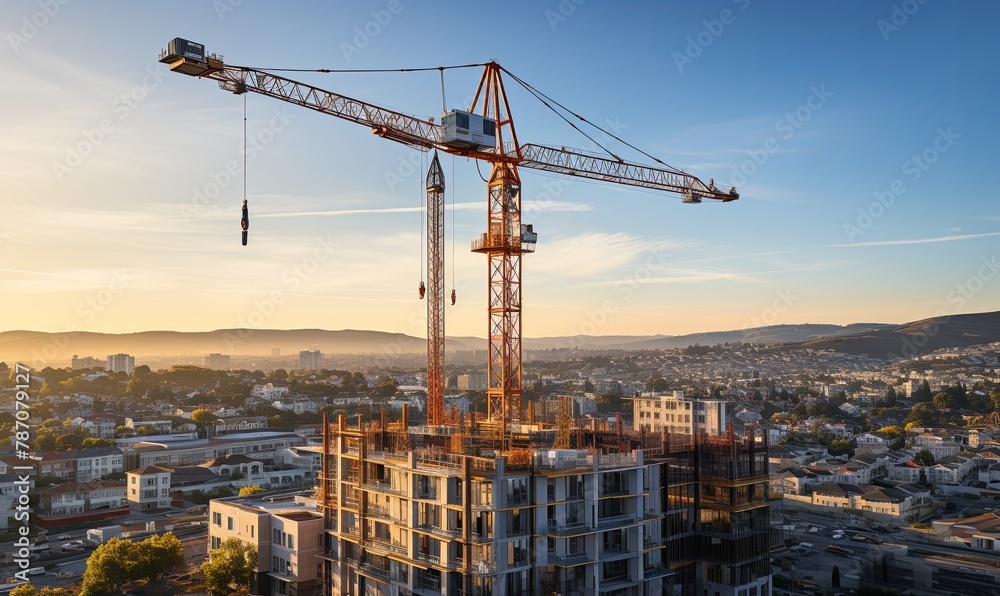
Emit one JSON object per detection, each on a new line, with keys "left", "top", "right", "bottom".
{"left": 107, "top": 353, "right": 136, "bottom": 374}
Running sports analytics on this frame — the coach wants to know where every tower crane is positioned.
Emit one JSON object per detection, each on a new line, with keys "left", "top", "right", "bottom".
{"left": 158, "top": 38, "right": 739, "bottom": 440}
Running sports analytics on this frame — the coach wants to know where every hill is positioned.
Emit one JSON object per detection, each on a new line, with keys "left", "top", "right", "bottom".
{"left": 798, "top": 311, "right": 1000, "bottom": 359}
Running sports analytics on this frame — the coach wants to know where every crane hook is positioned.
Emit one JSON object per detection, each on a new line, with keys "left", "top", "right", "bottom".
{"left": 241, "top": 199, "right": 249, "bottom": 246}
{"left": 418, "top": 281, "right": 425, "bottom": 299}
{"left": 451, "top": 289, "right": 456, "bottom": 305}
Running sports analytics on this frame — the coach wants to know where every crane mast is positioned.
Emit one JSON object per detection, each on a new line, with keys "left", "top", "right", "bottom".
{"left": 425, "top": 153, "right": 446, "bottom": 426}
{"left": 158, "top": 39, "right": 738, "bottom": 440}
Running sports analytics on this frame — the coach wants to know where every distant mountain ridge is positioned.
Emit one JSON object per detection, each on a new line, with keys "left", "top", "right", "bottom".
{"left": 1, "top": 311, "right": 996, "bottom": 365}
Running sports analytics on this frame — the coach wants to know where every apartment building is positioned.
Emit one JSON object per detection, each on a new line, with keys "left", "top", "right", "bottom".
{"left": 209, "top": 492, "right": 324, "bottom": 596}
{"left": 633, "top": 391, "right": 729, "bottom": 436}
{"left": 319, "top": 414, "right": 771, "bottom": 596}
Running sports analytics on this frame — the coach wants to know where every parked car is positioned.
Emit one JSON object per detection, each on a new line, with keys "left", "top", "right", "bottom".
{"left": 55, "top": 534, "right": 71, "bottom": 540}
{"left": 32, "top": 536, "right": 48, "bottom": 544}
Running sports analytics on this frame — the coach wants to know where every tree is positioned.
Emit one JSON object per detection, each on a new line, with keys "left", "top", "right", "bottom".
{"left": 831, "top": 564, "right": 841, "bottom": 589}
{"left": 55, "top": 432, "right": 84, "bottom": 451}
{"left": 11, "top": 586, "right": 72, "bottom": 596}
{"left": 80, "top": 533, "right": 183, "bottom": 596}
{"left": 80, "top": 538, "right": 139, "bottom": 595}
{"left": 192, "top": 408, "right": 218, "bottom": 425}
{"left": 878, "top": 425, "right": 903, "bottom": 439}
{"left": 134, "top": 532, "right": 183, "bottom": 583}
{"left": 884, "top": 386, "right": 897, "bottom": 407}
{"left": 828, "top": 439, "right": 851, "bottom": 456}
{"left": 932, "top": 391, "right": 956, "bottom": 410}
{"left": 913, "top": 448, "right": 935, "bottom": 466}
{"left": 202, "top": 537, "right": 257, "bottom": 596}
{"left": 239, "top": 484, "right": 265, "bottom": 496}
{"left": 81, "top": 437, "right": 116, "bottom": 449}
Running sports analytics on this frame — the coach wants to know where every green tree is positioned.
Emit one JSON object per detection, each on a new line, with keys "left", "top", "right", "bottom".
{"left": 239, "top": 484, "right": 265, "bottom": 496}
{"left": 828, "top": 439, "right": 851, "bottom": 456}
{"left": 33, "top": 430, "right": 56, "bottom": 452}
{"left": 192, "top": 408, "right": 218, "bottom": 425}
{"left": 878, "top": 425, "right": 903, "bottom": 440}
{"left": 932, "top": 392, "right": 956, "bottom": 410}
{"left": 81, "top": 437, "right": 116, "bottom": 449}
{"left": 10, "top": 586, "right": 73, "bottom": 596}
{"left": 913, "top": 448, "right": 935, "bottom": 466}
{"left": 884, "top": 386, "right": 897, "bottom": 406}
{"left": 134, "top": 532, "right": 183, "bottom": 583}
{"left": 80, "top": 538, "right": 139, "bottom": 595}
{"left": 55, "top": 432, "right": 84, "bottom": 451}
{"left": 80, "top": 533, "right": 183, "bottom": 596}
{"left": 135, "top": 425, "right": 159, "bottom": 436}
{"left": 202, "top": 537, "right": 257, "bottom": 596}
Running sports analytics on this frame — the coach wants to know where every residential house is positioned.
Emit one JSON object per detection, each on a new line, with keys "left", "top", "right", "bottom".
{"left": 126, "top": 466, "right": 172, "bottom": 510}
{"left": 72, "top": 446, "right": 124, "bottom": 482}
{"left": 35, "top": 479, "right": 128, "bottom": 527}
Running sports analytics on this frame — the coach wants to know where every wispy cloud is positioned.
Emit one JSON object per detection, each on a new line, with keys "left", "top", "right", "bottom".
{"left": 829, "top": 231, "right": 1000, "bottom": 248}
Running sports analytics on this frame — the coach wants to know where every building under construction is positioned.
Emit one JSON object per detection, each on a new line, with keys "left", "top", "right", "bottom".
{"left": 318, "top": 409, "right": 770, "bottom": 596}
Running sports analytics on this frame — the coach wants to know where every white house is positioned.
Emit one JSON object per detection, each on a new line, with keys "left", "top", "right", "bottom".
{"left": 126, "top": 466, "right": 172, "bottom": 510}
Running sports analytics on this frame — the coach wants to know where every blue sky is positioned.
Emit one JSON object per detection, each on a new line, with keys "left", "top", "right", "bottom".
{"left": 1, "top": 0, "right": 997, "bottom": 340}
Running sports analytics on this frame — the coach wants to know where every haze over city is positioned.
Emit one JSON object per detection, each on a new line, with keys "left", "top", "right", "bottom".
{"left": 2, "top": 1, "right": 997, "bottom": 339}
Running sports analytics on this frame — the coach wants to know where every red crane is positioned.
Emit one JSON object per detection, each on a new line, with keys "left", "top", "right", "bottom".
{"left": 159, "top": 39, "right": 738, "bottom": 439}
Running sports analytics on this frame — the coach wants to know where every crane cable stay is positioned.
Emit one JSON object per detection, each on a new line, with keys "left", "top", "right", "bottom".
{"left": 158, "top": 38, "right": 739, "bottom": 434}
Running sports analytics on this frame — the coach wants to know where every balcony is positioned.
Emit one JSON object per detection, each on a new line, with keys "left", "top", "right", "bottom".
{"left": 597, "top": 513, "right": 637, "bottom": 530}
{"left": 414, "top": 523, "right": 459, "bottom": 540}
{"left": 546, "top": 521, "right": 591, "bottom": 537}
{"left": 414, "top": 550, "right": 441, "bottom": 567}
{"left": 413, "top": 573, "right": 442, "bottom": 595}
{"left": 365, "top": 503, "right": 392, "bottom": 520}
{"left": 359, "top": 560, "right": 390, "bottom": 582}
{"left": 547, "top": 550, "right": 592, "bottom": 567}
{"left": 363, "top": 538, "right": 406, "bottom": 557}
{"left": 362, "top": 480, "right": 407, "bottom": 496}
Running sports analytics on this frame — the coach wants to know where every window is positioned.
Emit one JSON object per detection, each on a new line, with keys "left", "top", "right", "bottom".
{"left": 482, "top": 118, "right": 496, "bottom": 137}
{"left": 213, "top": 512, "right": 222, "bottom": 526}
{"left": 211, "top": 536, "right": 220, "bottom": 549}
{"left": 227, "top": 517, "right": 234, "bottom": 531}
{"left": 288, "top": 534, "right": 294, "bottom": 549}
{"left": 274, "top": 529, "right": 281, "bottom": 543}
{"left": 456, "top": 112, "right": 470, "bottom": 130}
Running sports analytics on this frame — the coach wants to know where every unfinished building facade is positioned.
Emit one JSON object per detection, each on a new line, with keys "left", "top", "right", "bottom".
{"left": 318, "top": 412, "right": 770, "bottom": 596}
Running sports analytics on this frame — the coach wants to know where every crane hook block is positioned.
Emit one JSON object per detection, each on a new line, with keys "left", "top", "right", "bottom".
{"left": 418, "top": 282, "right": 426, "bottom": 299}
{"left": 451, "top": 289, "right": 456, "bottom": 305}
{"left": 241, "top": 199, "right": 249, "bottom": 246}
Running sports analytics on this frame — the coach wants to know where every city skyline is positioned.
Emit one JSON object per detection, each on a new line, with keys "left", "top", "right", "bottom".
{"left": 2, "top": 2, "right": 997, "bottom": 339}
